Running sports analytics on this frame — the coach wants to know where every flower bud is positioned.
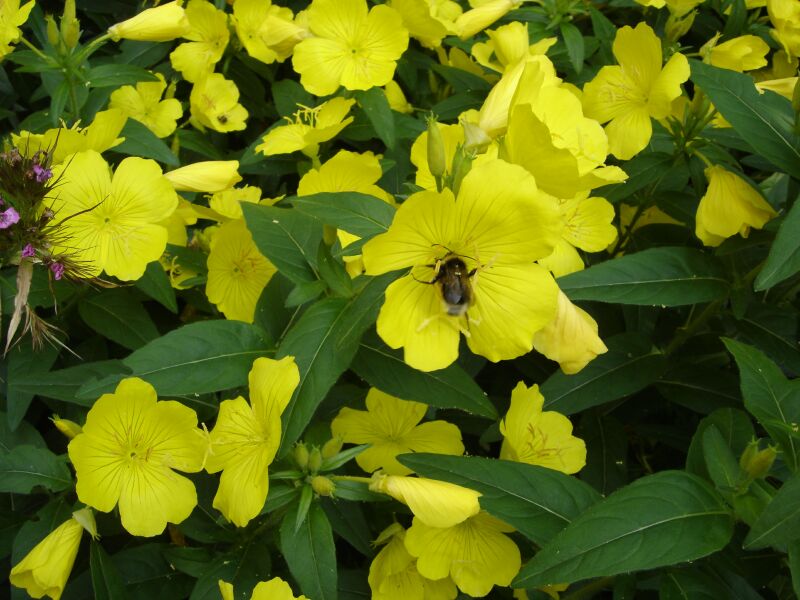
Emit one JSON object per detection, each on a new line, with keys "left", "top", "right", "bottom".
{"left": 293, "top": 443, "right": 309, "bottom": 470}
{"left": 454, "top": 0, "right": 521, "bottom": 40}
{"left": 321, "top": 436, "right": 343, "bottom": 459}
{"left": 665, "top": 10, "right": 695, "bottom": 43}
{"left": 108, "top": 0, "right": 191, "bottom": 42}
{"left": 46, "top": 15, "right": 60, "bottom": 48}
{"left": 51, "top": 415, "right": 82, "bottom": 440}
{"left": 449, "top": 145, "right": 474, "bottom": 197}
{"left": 72, "top": 507, "right": 98, "bottom": 539}
{"left": 461, "top": 118, "right": 492, "bottom": 154}
{"left": 60, "top": 0, "right": 80, "bottom": 49}
{"left": 164, "top": 161, "right": 242, "bottom": 193}
{"left": 426, "top": 115, "right": 447, "bottom": 180}
{"left": 308, "top": 447, "right": 322, "bottom": 473}
{"left": 310, "top": 475, "right": 336, "bottom": 497}
{"left": 739, "top": 441, "right": 777, "bottom": 480}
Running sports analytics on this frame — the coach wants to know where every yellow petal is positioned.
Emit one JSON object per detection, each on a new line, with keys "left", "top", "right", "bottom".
{"left": 164, "top": 161, "right": 242, "bottom": 193}
{"left": 605, "top": 106, "right": 653, "bottom": 160}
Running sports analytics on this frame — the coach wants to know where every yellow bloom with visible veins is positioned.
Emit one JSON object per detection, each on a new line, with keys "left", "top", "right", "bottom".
{"left": 68, "top": 378, "right": 206, "bottom": 537}
{"left": 369, "top": 523, "right": 458, "bottom": 600}
{"left": 232, "top": 0, "right": 307, "bottom": 64}
{"left": 768, "top": 0, "right": 800, "bottom": 58}
{"left": 455, "top": 0, "right": 521, "bottom": 39}
{"left": 190, "top": 73, "right": 248, "bottom": 132}
{"left": 533, "top": 291, "right": 608, "bottom": 374}
{"left": 405, "top": 512, "right": 521, "bottom": 597}
{"left": 48, "top": 150, "right": 178, "bottom": 281}
{"left": 219, "top": 576, "right": 308, "bottom": 600}
{"left": 209, "top": 185, "right": 263, "bottom": 219}
{"left": 500, "top": 382, "right": 586, "bottom": 473}
{"left": 13, "top": 108, "right": 128, "bottom": 165}
{"left": 702, "top": 33, "right": 770, "bottom": 72}
{"left": 370, "top": 472, "right": 481, "bottom": 527}
{"left": 292, "top": 0, "right": 409, "bottom": 96}
{"left": 108, "top": 0, "right": 190, "bottom": 42}
{"left": 206, "top": 218, "right": 276, "bottom": 323}
{"left": 388, "top": 0, "right": 460, "bottom": 48}
{"left": 10, "top": 514, "right": 84, "bottom": 600}
{"left": 472, "top": 22, "right": 556, "bottom": 73}
{"left": 206, "top": 357, "right": 300, "bottom": 527}
{"left": 362, "top": 159, "right": 561, "bottom": 372}
{"left": 332, "top": 388, "right": 464, "bottom": 475}
{"left": 384, "top": 80, "right": 414, "bottom": 113}
{"left": 256, "top": 97, "right": 355, "bottom": 158}
{"left": 170, "top": 0, "right": 230, "bottom": 83}
{"left": 695, "top": 165, "right": 777, "bottom": 247}
{"left": 109, "top": 73, "right": 183, "bottom": 138}
{"left": 0, "top": 0, "right": 34, "bottom": 59}
{"left": 583, "top": 22, "right": 689, "bottom": 159}
{"left": 165, "top": 160, "right": 242, "bottom": 193}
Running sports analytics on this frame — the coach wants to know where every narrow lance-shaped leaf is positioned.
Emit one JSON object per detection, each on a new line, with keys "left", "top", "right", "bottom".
{"left": 755, "top": 199, "right": 800, "bottom": 291}
{"left": 289, "top": 191, "right": 396, "bottom": 238}
{"left": 280, "top": 502, "right": 337, "bottom": 600}
{"left": 744, "top": 473, "right": 800, "bottom": 549}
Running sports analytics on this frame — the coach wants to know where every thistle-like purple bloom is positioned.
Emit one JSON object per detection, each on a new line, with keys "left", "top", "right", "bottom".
{"left": 50, "top": 262, "right": 65, "bottom": 280}
{"left": 31, "top": 164, "right": 52, "bottom": 183}
{"left": 0, "top": 207, "right": 20, "bottom": 229}
{"left": 21, "top": 244, "right": 35, "bottom": 258}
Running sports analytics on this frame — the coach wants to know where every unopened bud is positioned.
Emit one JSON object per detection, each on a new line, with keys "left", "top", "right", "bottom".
{"left": 739, "top": 441, "right": 777, "bottom": 480}
{"left": 72, "top": 507, "right": 98, "bottom": 539}
{"left": 51, "top": 415, "right": 82, "bottom": 439}
{"left": 308, "top": 447, "right": 322, "bottom": 473}
{"left": 60, "top": 0, "right": 80, "bottom": 48}
{"left": 310, "top": 475, "right": 335, "bottom": 497}
{"left": 449, "top": 145, "right": 474, "bottom": 197}
{"left": 322, "top": 436, "right": 343, "bottom": 459}
{"left": 460, "top": 119, "right": 491, "bottom": 154}
{"left": 293, "top": 443, "right": 309, "bottom": 470}
{"left": 426, "top": 115, "right": 447, "bottom": 180}
{"left": 45, "top": 15, "right": 60, "bottom": 48}
{"left": 665, "top": 10, "right": 695, "bottom": 43}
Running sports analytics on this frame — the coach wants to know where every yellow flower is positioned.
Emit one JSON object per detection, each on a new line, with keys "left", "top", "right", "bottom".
{"left": 0, "top": 0, "right": 34, "bottom": 59}
{"left": 256, "top": 97, "right": 355, "bottom": 158}
{"left": 533, "top": 291, "right": 608, "bottom": 374}
{"left": 10, "top": 514, "right": 84, "bottom": 600}
{"left": 331, "top": 388, "right": 464, "bottom": 475}
{"left": 206, "top": 357, "right": 300, "bottom": 527}
{"left": 109, "top": 73, "right": 183, "bottom": 138}
{"left": 68, "top": 378, "right": 206, "bottom": 537}
{"left": 499, "top": 381, "right": 586, "bottom": 474}
{"left": 384, "top": 79, "right": 414, "bottom": 113}
{"left": 206, "top": 218, "right": 276, "bottom": 323}
{"left": 455, "top": 0, "right": 521, "bottom": 39}
{"left": 164, "top": 160, "right": 242, "bottom": 192}
{"left": 108, "top": 0, "right": 191, "bottom": 42}
{"left": 233, "top": 0, "right": 307, "bottom": 65}
{"left": 190, "top": 73, "right": 248, "bottom": 132}
{"left": 170, "top": 0, "right": 230, "bottom": 83}
{"left": 472, "top": 22, "right": 556, "bottom": 73}
{"left": 702, "top": 33, "right": 770, "bottom": 72}
{"left": 362, "top": 159, "right": 561, "bottom": 372}
{"left": 47, "top": 150, "right": 178, "bottom": 281}
{"left": 583, "top": 22, "right": 689, "bottom": 159}
{"left": 292, "top": 0, "right": 409, "bottom": 96}
{"left": 369, "top": 523, "right": 458, "bottom": 600}
{"left": 370, "top": 472, "right": 481, "bottom": 527}
{"left": 387, "top": 0, "right": 460, "bottom": 49}
{"left": 219, "top": 576, "right": 309, "bottom": 600}
{"left": 51, "top": 415, "right": 82, "bottom": 439}
{"left": 695, "top": 165, "right": 777, "bottom": 247}
{"left": 768, "top": 0, "right": 800, "bottom": 58}
{"left": 12, "top": 108, "right": 128, "bottom": 165}
{"left": 209, "top": 185, "right": 263, "bottom": 219}
{"left": 405, "top": 512, "right": 521, "bottom": 597}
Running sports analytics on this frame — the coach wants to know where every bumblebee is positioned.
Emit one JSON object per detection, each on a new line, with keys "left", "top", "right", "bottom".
{"left": 420, "top": 255, "right": 477, "bottom": 316}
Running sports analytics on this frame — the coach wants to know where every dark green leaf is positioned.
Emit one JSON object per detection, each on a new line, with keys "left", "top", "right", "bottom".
{"left": 577, "top": 413, "right": 628, "bottom": 495}
{"left": 91, "top": 541, "right": 128, "bottom": 600}
{"left": 6, "top": 344, "right": 58, "bottom": 430}
{"left": 112, "top": 119, "right": 179, "bottom": 166}
{"left": 161, "top": 547, "right": 214, "bottom": 578}
{"left": 656, "top": 365, "right": 741, "bottom": 414}
{"left": 286, "top": 279, "right": 327, "bottom": 307}
{"left": 690, "top": 61, "right": 800, "bottom": 175}
{"left": 686, "top": 408, "right": 755, "bottom": 478}
{"left": 541, "top": 334, "right": 666, "bottom": 415}
{"left": 595, "top": 152, "right": 676, "bottom": 204}
{"left": 289, "top": 192, "right": 396, "bottom": 238}
{"left": 756, "top": 200, "right": 800, "bottom": 290}
{"left": 276, "top": 274, "right": 395, "bottom": 455}
{"left": 189, "top": 538, "right": 271, "bottom": 600}
{"left": 736, "top": 304, "right": 800, "bottom": 375}
{"left": 355, "top": 87, "right": 396, "bottom": 149}
{"left": 272, "top": 79, "right": 313, "bottom": 117}
{"left": 724, "top": 338, "right": 800, "bottom": 472}
{"left": 87, "top": 64, "right": 158, "bottom": 88}
{"left": 660, "top": 568, "right": 730, "bottom": 600}
{"left": 322, "top": 498, "right": 374, "bottom": 557}
{"left": 744, "top": 473, "right": 800, "bottom": 549}
{"left": 318, "top": 241, "right": 354, "bottom": 298}
{"left": 352, "top": 336, "right": 497, "bottom": 419}
{"left": 79, "top": 289, "right": 159, "bottom": 350}
{"left": 113, "top": 544, "right": 194, "bottom": 600}
{"left": 0, "top": 411, "right": 45, "bottom": 452}
{"left": 135, "top": 261, "right": 178, "bottom": 313}
{"left": 789, "top": 542, "right": 800, "bottom": 598}
{"left": 12, "top": 360, "right": 125, "bottom": 405}
{"left": 560, "top": 22, "right": 585, "bottom": 73}
{"left": 77, "top": 321, "right": 270, "bottom": 400}
{"left": 399, "top": 454, "right": 601, "bottom": 545}
{"left": 702, "top": 425, "right": 746, "bottom": 499}
{"left": 280, "top": 502, "right": 337, "bottom": 600}
{"left": 513, "top": 471, "right": 734, "bottom": 588}
{"left": 243, "top": 203, "right": 323, "bottom": 285}
{"left": 0, "top": 445, "right": 72, "bottom": 493}
{"left": 558, "top": 247, "right": 729, "bottom": 306}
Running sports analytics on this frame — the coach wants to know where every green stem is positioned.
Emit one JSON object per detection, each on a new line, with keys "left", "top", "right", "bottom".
{"left": 18, "top": 37, "right": 51, "bottom": 61}
{"left": 663, "top": 299, "right": 723, "bottom": 356}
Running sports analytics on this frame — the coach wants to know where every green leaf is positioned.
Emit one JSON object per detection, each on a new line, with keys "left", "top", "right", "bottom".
{"left": 352, "top": 335, "right": 497, "bottom": 419}
{"left": 77, "top": 321, "right": 270, "bottom": 400}
{"left": 0, "top": 411, "right": 45, "bottom": 451}
{"left": 595, "top": 152, "right": 676, "bottom": 204}
{"left": 79, "top": 289, "right": 159, "bottom": 350}
{"left": 541, "top": 334, "right": 666, "bottom": 415}
{"left": 114, "top": 543, "right": 194, "bottom": 599}
{"left": 243, "top": 203, "right": 323, "bottom": 285}
{"left": 690, "top": 61, "right": 800, "bottom": 175}
{"left": 398, "top": 454, "right": 601, "bottom": 546}
{"left": 686, "top": 408, "right": 755, "bottom": 478}
{"left": 577, "top": 413, "right": 628, "bottom": 495}
{"left": 11, "top": 360, "right": 125, "bottom": 405}
{"left": 112, "top": 118, "right": 180, "bottom": 166}
{"left": 91, "top": 541, "right": 128, "bottom": 600}
{"left": 276, "top": 274, "right": 395, "bottom": 455}
{"left": 702, "top": 425, "right": 746, "bottom": 499}
{"left": 656, "top": 365, "right": 741, "bottom": 414}
{"left": 272, "top": 78, "right": 313, "bottom": 117}
{"left": 560, "top": 22, "right": 584, "bottom": 73}
{"left": 723, "top": 338, "right": 800, "bottom": 472}
{"left": 280, "top": 502, "right": 337, "bottom": 600}
{"left": 744, "top": 473, "right": 800, "bottom": 549}
{"left": 0, "top": 445, "right": 72, "bottom": 493}
{"left": 189, "top": 538, "right": 272, "bottom": 600}
{"left": 755, "top": 200, "right": 800, "bottom": 290}
{"left": 558, "top": 247, "right": 729, "bottom": 306}
{"left": 135, "top": 261, "right": 178, "bottom": 313}
{"left": 736, "top": 304, "right": 800, "bottom": 375}
{"left": 161, "top": 547, "right": 214, "bottom": 578}
{"left": 789, "top": 542, "right": 800, "bottom": 598}
{"left": 87, "top": 64, "right": 158, "bottom": 88}
{"left": 660, "top": 568, "right": 730, "bottom": 600}
{"left": 6, "top": 344, "right": 58, "bottom": 430}
{"left": 322, "top": 498, "right": 374, "bottom": 557}
{"left": 513, "top": 471, "right": 734, "bottom": 588}
{"left": 355, "top": 87, "right": 396, "bottom": 149}
{"left": 317, "top": 241, "right": 354, "bottom": 298}
{"left": 289, "top": 192, "right": 396, "bottom": 238}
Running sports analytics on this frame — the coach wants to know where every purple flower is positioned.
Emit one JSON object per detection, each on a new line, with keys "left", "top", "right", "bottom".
{"left": 50, "top": 262, "right": 65, "bottom": 280}
{"left": 31, "top": 164, "right": 52, "bottom": 183}
{"left": 0, "top": 207, "right": 20, "bottom": 229}
{"left": 21, "top": 244, "right": 35, "bottom": 258}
